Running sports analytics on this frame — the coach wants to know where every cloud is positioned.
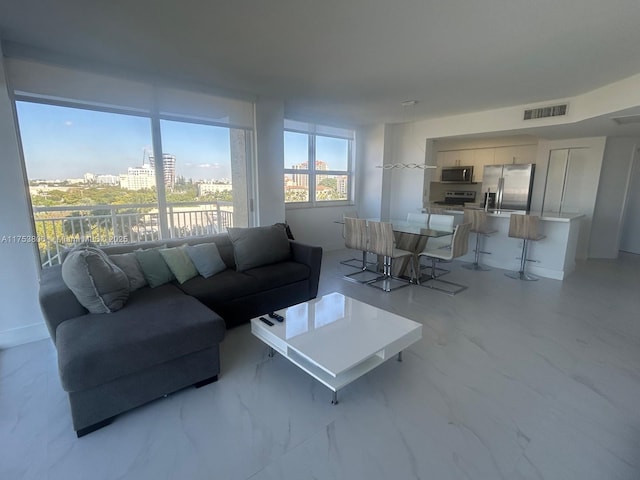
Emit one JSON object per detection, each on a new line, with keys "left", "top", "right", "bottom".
{"left": 197, "top": 163, "right": 221, "bottom": 168}
{"left": 64, "top": 121, "right": 73, "bottom": 126}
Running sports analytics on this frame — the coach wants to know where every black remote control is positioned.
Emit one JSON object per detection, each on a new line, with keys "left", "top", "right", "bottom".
{"left": 259, "top": 317, "right": 274, "bottom": 326}
{"left": 268, "top": 312, "right": 284, "bottom": 322}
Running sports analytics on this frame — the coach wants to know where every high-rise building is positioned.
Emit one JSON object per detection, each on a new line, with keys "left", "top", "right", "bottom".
{"left": 120, "top": 165, "right": 156, "bottom": 190}
{"left": 148, "top": 153, "right": 176, "bottom": 188}
{"left": 291, "top": 160, "right": 329, "bottom": 187}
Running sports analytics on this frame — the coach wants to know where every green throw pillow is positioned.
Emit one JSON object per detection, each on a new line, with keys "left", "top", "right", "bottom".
{"left": 159, "top": 245, "right": 199, "bottom": 284}
{"left": 186, "top": 242, "right": 226, "bottom": 278}
{"left": 134, "top": 245, "right": 174, "bottom": 288}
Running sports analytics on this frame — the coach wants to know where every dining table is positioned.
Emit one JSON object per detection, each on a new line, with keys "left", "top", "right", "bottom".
{"left": 364, "top": 218, "right": 454, "bottom": 278}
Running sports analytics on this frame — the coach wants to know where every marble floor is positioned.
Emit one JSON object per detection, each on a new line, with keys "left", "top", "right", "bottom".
{"left": 2, "top": 250, "right": 640, "bottom": 480}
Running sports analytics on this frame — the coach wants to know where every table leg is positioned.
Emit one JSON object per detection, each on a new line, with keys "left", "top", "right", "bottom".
{"left": 268, "top": 347, "right": 275, "bottom": 358}
{"left": 331, "top": 390, "right": 339, "bottom": 405}
{"left": 397, "top": 351, "right": 403, "bottom": 362}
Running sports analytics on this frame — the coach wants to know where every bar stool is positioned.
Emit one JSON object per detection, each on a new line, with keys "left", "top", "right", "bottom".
{"left": 462, "top": 209, "right": 497, "bottom": 271}
{"left": 505, "top": 214, "right": 546, "bottom": 281}
{"left": 366, "top": 221, "right": 415, "bottom": 292}
{"left": 343, "top": 218, "right": 380, "bottom": 284}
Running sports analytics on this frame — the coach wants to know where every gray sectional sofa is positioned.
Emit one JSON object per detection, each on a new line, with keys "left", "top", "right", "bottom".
{"left": 39, "top": 229, "right": 322, "bottom": 437}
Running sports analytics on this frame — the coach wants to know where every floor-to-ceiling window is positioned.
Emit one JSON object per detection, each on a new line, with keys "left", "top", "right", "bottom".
{"left": 8, "top": 57, "right": 254, "bottom": 267}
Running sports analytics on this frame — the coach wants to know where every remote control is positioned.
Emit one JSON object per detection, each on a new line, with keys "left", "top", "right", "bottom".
{"left": 268, "top": 312, "right": 284, "bottom": 322}
{"left": 259, "top": 317, "right": 274, "bottom": 326}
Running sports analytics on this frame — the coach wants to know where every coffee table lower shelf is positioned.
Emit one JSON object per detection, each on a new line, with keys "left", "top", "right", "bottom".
{"left": 251, "top": 319, "right": 420, "bottom": 404}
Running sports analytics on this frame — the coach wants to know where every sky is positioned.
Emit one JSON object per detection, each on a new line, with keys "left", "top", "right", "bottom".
{"left": 16, "top": 101, "right": 350, "bottom": 182}
{"left": 16, "top": 102, "right": 233, "bottom": 181}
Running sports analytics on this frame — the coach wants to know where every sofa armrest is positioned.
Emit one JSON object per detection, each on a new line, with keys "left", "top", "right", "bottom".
{"left": 39, "top": 265, "right": 88, "bottom": 344}
{"left": 289, "top": 240, "right": 323, "bottom": 299}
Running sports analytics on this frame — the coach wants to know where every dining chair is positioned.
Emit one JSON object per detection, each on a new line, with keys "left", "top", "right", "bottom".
{"left": 366, "top": 221, "right": 415, "bottom": 292}
{"left": 340, "top": 211, "right": 376, "bottom": 270}
{"left": 462, "top": 209, "right": 497, "bottom": 271}
{"left": 343, "top": 218, "right": 380, "bottom": 284}
{"left": 418, "top": 222, "right": 471, "bottom": 295}
{"left": 423, "top": 213, "right": 455, "bottom": 275}
{"left": 505, "top": 214, "right": 546, "bottom": 281}
{"left": 406, "top": 212, "right": 429, "bottom": 225}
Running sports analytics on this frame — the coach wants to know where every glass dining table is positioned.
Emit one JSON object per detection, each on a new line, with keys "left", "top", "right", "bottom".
{"left": 365, "top": 218, "right": 454, "bottom": 278}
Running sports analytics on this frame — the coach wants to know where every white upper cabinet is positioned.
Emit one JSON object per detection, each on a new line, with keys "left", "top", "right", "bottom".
{"left": 494, "top": 145, "right": 537, "bottom": 165}
{"left": 472, "top": 149, "right": 495, "bottom": 182}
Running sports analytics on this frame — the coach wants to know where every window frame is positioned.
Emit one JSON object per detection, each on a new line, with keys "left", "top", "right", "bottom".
{"left": 284, "top": 124, "right": 355, "bottom": 209}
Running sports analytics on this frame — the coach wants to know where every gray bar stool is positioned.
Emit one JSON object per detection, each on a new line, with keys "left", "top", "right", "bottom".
{"left": 462, "top": 209, "right": 497, "bottom": 271}
{"left": 505, "top": 214, "right": 546, "bottom": 281}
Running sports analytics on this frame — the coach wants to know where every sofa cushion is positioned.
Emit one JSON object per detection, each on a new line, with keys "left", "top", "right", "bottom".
{"left": 177, "top": 269, "right": 261, "bottom": 307}
{"left": 227, "top": 224, "right": 291, "bottom": 272}
{"left": 186, "top": 242, "right": 226, "bottom": 278}
{"left": 61, "top": 247, "right": 130, "bottom": 314}
{"left": 55, "top": 284, "right": 225, "bottom": 392}
{"left": 244, "top": 261, "right": 311, "bottom": 290}
{"left": 159, "top": 245, "right": 199, "bottom": 284}
{"left": 108, "top": 252, "right": 148, "bottom": 291}
{"left": 134, "top": 245, "right": 174, "bottom": 287}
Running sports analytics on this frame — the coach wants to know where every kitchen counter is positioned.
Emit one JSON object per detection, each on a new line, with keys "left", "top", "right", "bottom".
{"left": 422, "top": 208, "right": 583, "bottom": 280}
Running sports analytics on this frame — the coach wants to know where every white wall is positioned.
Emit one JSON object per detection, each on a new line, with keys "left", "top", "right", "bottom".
{"left": 385, "top": 123, "right": 430, "bottom": 218}
{"left": 254, "top": 98, "right": 285, "bottom": 226}
{"left": 0, "top": 52, "right": 48, "bottom": 348}
{"left": 590, "top": 138, "right": 639, "bottom": 258}
{"left": 533, "top": 137, "right": 606, "bottom": 260}
{"left": 357, "top": 124, "right": 385, "bottom": 219}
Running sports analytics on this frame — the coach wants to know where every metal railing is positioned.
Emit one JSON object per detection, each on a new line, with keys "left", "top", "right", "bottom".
{"left": 33, "top": 201, "right": 234, "bottom": 267}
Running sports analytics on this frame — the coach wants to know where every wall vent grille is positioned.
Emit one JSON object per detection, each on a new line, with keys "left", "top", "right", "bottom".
{"left": 523, "top": 104, "right": 568, "bottom": 120}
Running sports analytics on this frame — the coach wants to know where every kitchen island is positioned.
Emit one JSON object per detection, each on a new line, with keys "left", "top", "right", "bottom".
{"left": 435, "top": 209, "right": 584, "bottom": 280}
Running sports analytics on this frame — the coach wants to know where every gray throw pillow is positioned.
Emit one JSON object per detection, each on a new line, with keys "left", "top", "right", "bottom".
{"left": 109, "top": 252, "right": 148, "bottom": 291}
{"left": 134, "top": 245, "right": 175, "bottom": 288}
{"left": 159, "top": 245, "right": 199, "bottom": 284}
{"left": 61, "top": 246, "right": 129, "bottom": 314}
{"left": 186, "top": 242, "right": 226, "bottom": 278}
{"left": 227, "top": 224, "right": 291, "bottom": 272}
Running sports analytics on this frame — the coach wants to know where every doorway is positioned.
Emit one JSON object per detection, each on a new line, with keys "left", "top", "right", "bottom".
{"left": 620, "top": 146, "right": 640, "bottom": 254}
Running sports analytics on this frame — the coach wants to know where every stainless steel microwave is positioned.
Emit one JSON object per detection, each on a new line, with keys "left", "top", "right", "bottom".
{"left": 441, "top": 166, "right": 474, "bottom": 183}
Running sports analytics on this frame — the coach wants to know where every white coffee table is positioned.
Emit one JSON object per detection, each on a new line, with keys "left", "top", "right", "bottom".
{"left": 250, "top": 292, "right": 422, "bottom": 404}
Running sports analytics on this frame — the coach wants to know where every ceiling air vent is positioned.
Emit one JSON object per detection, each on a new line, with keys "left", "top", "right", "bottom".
{"left": 523, "top": 104, "right": 568, "bottom": 120}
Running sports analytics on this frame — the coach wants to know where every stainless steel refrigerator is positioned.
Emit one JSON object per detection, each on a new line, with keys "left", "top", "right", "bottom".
{"left": 482, "top": 164, "right": 535, "bottom": 211}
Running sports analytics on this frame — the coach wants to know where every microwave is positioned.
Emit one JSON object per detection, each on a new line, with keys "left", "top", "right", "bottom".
{"left": 441, "top": 166, "right": 474, "bottom": 183}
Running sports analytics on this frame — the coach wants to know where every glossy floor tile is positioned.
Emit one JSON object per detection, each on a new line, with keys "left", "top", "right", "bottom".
{"left": 1, "top": 250, "right": 639, "bottom": 479}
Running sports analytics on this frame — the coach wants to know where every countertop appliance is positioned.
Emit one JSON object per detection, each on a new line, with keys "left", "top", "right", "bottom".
{"left": 482, "top": 163, "right": 535, "bottom": 211}
{"left": 441, "top": 166, "right": 474, "bottom": 183}
{"left": 433, "top": 191, "right": 476, "bottom": 206}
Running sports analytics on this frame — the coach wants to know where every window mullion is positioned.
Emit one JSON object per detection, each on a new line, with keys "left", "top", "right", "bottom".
{"left": 309, "top": 134, "right": 316, "bottom": 205}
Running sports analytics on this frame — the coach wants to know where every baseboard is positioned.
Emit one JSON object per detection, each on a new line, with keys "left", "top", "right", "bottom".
{"left": 0, "top": 322, "right": 49, "bottom": 349}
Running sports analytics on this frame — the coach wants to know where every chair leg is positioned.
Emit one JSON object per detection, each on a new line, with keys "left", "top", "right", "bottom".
{"left": 344, "top": 250, "right": 380, "bottom": 284}
{"left": 462, "top": 232, "right": 492, "bottom": 271}
{"left": 418, "top": 256, "right": 468, "bottom": 295}
{"left": 506, "top": 239, "right": 539, "bottom": 281}
{"left": 367, "top": 256, "right": 411, "bottom": 292}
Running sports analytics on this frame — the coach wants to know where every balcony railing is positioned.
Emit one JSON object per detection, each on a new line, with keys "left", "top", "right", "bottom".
{"left": 33, "top": 201, "right": 234, "bottom": 267}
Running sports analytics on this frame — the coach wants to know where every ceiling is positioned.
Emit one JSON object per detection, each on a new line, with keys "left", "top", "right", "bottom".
{"left": 2, "top": 0, "right": 640, "bottom": 134}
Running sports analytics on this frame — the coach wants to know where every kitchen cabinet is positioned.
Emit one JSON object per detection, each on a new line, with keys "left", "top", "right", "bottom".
{"left": 434, "top": 145, "right": 537, "bottom": 183}
{"left": 472, "top": 148, "right": 495, "bottom": 182}
{"left": 494, "top": 145, "right": 537, "bottom": 165}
